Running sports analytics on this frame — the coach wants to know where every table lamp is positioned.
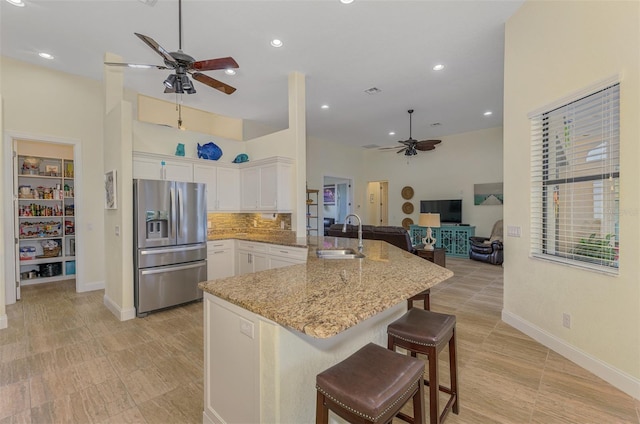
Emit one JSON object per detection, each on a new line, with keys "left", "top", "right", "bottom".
{"left": 419, "top": 213, "right": 441, "bottom": 251}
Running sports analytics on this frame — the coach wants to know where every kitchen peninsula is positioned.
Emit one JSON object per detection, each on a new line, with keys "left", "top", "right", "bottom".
{"left": 199, "top": 236, "right": 453, "bottom": 424}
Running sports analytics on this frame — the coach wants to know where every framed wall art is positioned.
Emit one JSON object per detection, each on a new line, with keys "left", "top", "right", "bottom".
{"left": 105, "top": 169, "right": 117, "bottom": 209}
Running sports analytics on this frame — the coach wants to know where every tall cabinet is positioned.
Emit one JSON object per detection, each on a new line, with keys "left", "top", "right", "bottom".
{"left": 16, "top": 154, "right": 76, "bottom": 286}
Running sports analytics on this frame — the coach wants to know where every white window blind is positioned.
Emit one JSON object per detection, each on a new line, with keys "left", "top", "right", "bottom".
{"left": 530, "top": 83, "right": 620, "bottom": 274}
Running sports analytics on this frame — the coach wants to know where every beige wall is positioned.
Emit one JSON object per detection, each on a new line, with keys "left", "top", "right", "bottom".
{"left": 1, "top": 57, "right": 107, "bottom": 314}
{"left": 503, "top": 1, "right": 640, "bottom": 397}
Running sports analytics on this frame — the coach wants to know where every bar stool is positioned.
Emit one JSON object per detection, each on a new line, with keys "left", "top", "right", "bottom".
{"left": 387, "top": 308, "right": 459, "bottom": 424}
{"left": 316, "top": 342, "right": 426, "bottom": 424}
{"left": 407, "top": 288, "right": 430, "bottom": 310}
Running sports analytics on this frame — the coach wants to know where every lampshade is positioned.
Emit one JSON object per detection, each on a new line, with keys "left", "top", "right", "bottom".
{"left": 419, "top": 213, "right": 440, "bottom": 228}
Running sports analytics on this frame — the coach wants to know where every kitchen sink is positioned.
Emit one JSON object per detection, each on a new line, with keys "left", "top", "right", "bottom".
{"left": 316, "top": 248, "right": 365, "bottom": 259}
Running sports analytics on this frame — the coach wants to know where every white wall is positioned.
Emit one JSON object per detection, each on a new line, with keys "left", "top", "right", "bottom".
{"left": 1, "top": 57, "right": 107, "bottom": 314}
{"left": 362, "top": 127, "right": 504, "bottom": 236}
{"left": 503, "top": 1, "right": 640, "bottom": 398}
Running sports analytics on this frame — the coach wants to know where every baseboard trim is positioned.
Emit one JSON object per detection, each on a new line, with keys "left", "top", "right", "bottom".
{"left": 0, "top": 314, "right": 7, "bottom": 330}
{"left": 502, "top": 310, "right": 640, "bottom": 400}
{"left": 103, "top": 294, "right": 136, "bottom": 321}
{"left": 77, "top": 280, "right": 104, "bottom": 293}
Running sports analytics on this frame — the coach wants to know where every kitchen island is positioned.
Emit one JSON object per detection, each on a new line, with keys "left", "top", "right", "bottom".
{"left": 199, "top": 236, "right": 453, "bottom": 424}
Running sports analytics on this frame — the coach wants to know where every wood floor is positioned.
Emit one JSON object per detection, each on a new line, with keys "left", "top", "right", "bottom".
{"left": 1, "top": 258, "right": 638, "bottom": 423}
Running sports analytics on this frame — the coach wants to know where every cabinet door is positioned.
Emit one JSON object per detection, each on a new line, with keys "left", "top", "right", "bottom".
{"left": 207, "top": 250, "right": 234, "bottom": 280}
{"left": 164, "top": 159, "right": 193, "bottom": 182}
{"left": 194, "top": 165, "right": 217, "bottom": 212}
{"left": 133, "top": 155, "right": 193, "bottom": 182}
{"left": 253, "top": 253, "right": 268, "bottom": 273}
{"left": 217, "top": 167, "right": 240, "bottom": 211}
{"left": 236, "top": 251, "right": 253, "bottom": 276}
{"left": 259, "top": 164, "right": 278, "bottom": 210}
{"left": 240, "top": 167, "right": 259, "bottom": 210}
{"left": 268, "top": 256, "right": 302, "bottom": 270}
{"left": 133, "top": 156, "right": 164, "bottom": 180}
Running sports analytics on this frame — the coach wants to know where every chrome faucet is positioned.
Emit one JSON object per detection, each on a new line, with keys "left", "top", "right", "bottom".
{"left": 343, "top": 213, "right": 363, "bottom": 252}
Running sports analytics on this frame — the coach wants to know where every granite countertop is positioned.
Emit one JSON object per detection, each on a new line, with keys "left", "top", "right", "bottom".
{"left": 199, "top": 236, "right": 454, "bottom": 339}
{"left": 208, "top": 230, "right": 307, "bottom": 248}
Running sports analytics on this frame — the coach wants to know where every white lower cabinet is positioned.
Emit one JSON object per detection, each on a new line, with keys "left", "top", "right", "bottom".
{"left": 236, "top": 241, "right": 268, "bottom": 276}
{"left": 206, "top": 240, "right": 235, "bottom": 281}
{"left": 266, "top": 245, "right": 308, "bottom": 269}
{"left": 235, "top": 240, "right": 307, "bottom": 275}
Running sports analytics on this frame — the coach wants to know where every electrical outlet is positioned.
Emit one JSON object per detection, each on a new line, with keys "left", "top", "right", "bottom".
{"left": 562, "top": 313, "right": 571, "bottom": 329}
{"left": 239, "top": 317, "right": 254, "bottom": 339}
{"left": 507, "top": 225, "right": 521, "bottom": 237}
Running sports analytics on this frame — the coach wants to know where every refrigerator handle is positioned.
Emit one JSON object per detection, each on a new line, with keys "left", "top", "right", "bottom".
{"left": 178, "top": 187, "right": 184, "bottom": 238}
{"left": 170, "top": 187, "right": 176, "bottom": 239}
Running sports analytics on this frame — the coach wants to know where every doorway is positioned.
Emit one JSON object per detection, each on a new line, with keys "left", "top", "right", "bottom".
{"left": 366, "top": 181, "right": 389, "bottom": 226}
{"left": 322, "top": 176, "right": 352, "bottom": 225}
{"left": 3, "top": 134, "right": 82, "bottom": 304}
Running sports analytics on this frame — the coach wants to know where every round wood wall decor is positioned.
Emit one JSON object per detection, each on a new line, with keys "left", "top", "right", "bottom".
{"left": 401, "top": 217, "right": 414, "bottom": 229}
{"left": 402, "top": 202, "right": 414, "bottom": 214}
{"left": 401, "top": 186, "right": 414, "bottom": 200}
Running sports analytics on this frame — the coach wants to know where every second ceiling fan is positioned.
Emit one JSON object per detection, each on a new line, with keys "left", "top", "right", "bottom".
{"left": 381, "top": 110, "right": 442, "bottom": 156}
{"left": 104, "top": 0, "right": 238, "bottom": 95}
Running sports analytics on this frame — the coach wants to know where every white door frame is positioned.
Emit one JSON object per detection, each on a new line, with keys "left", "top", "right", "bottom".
{"left": 3, "top": 131, "right": 84, "bottom": 305}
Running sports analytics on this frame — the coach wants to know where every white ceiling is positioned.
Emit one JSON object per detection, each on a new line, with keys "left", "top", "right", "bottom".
{"left": 0, "top": 0, "right": 523, "bottom": 149}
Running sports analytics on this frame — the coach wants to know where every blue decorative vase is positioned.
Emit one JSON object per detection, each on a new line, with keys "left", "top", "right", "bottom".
{"left": 175, "top": 143, "right": 185, "bottom": 156}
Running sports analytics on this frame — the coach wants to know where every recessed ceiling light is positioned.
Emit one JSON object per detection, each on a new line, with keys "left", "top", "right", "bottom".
{"left": 484, "top": 111, "right": 493, "bottom": 116}
{"left": 388, "top": 131, "right": 396, "bottom": 136}
{"left": 270, "top": 39, "right": 283, "bottom": 48}
{"left": 432, "top": 64, "right": 445, "bottom": 71}
{"left": 38, "top": 52, "right": 54, "bottom": 60}
{"left": 6, "top": 0, "right": 25, "bottom": 7}
{"left": 225, "top": 69, "right": 236, "bottom": 76}
{"left": 340, "top": 0, "right": 354, "bottom": 4}
{"left": 321, "top": 104, "right": 329, "bottom": 110}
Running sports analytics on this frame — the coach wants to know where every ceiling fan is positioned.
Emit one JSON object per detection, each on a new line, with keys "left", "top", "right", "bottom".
{"left": 104, "top": 0, "right": 238, "bottom": 95}
{"left": 380, "top": 110, "right": 441, "bottom": 156}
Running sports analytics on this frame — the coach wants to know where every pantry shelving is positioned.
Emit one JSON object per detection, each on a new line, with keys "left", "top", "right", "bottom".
{"left": 16, "top": 154, "right": 76, "bottom": 285}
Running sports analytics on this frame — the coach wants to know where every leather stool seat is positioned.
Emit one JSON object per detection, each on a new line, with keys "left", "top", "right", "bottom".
{"left": 387, "top": 307, "right": 454, "bottom": 347}
{"left": 388, "top": 309, "right": 459, "bottom": 424}
{"left": 316, "top": 342, "right": 426, "bottom": 424}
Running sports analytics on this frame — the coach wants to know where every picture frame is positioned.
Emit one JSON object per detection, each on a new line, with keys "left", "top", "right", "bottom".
{"left": 323, "top": 185, "right": 336, "bottom": 205}
{"left": 45, "top": 165, "right": 59, "bottom": 174}
{"left": 474, "top": 182, "right": 503, "bottom": 205}
{"left": 104, "top": 170, "right": 117, "bottom": 209}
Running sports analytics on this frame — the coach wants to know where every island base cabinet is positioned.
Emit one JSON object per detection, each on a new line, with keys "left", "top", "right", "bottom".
{"left": 203, "top": 293, "right": 406, "bottom": 424}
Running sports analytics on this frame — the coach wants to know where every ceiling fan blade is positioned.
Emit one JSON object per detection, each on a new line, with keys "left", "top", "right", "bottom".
{"left": 417, "top": 139, "right": 442, "bottom": 146}
{"left": 192, "top": 57, "right": 239, "bottom": 71}
{"left": 415, "top": 145, "right": 436, "bottom": 151}
{"left": 134, "top": 32, "right": 177, "bottom": 66}
{"left": 397, "top": 147, "right": 408, "bottom": 154}
{"left": 104, "top": 62, "right": 169, "bottom": 70}
{"left": 191, "top": 72, "right": 236, "bottom": 95}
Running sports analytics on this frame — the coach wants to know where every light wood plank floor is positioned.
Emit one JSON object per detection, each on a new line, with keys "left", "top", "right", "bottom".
{"left": 1, "top": 258, "right": 638, "bottom": 423}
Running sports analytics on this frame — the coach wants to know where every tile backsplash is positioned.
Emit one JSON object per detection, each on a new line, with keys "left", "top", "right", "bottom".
{"left": 207, "top": 213, "right": 291, "bottom": 231}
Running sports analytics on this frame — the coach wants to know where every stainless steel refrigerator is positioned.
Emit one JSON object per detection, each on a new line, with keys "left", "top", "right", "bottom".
{"left": 133, "top": 179, "right": 207, "bottom": 317}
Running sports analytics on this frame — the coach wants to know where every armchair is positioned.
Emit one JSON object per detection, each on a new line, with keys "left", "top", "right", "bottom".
{"left": 469, "top": 219, "right": 504, "bottom": 265}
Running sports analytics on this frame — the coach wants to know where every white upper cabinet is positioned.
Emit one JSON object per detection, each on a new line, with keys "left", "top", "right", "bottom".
{"left": 133, "top": 153, "right": 193, "bottom": 182}
{"left": 240, "top": 158, "right": 292, "bottom": 212}
{"left": 194, "top": 164, "right": 240, "bottom": 212}
{"left": 216, "top": 167, "right": 240, "bottom": 211}
{"left": 134, "top": 153, "right": 291, "bottom": 213}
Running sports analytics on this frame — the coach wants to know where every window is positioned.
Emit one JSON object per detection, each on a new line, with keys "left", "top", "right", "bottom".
{"left": 530, "top": 82, "right": 620, "bottom": 273}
